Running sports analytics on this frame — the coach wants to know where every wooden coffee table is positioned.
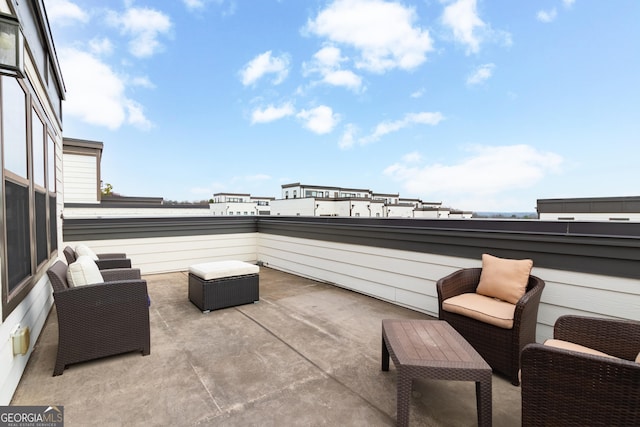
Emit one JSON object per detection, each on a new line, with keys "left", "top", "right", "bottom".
{"left": 382, "top": 319, "right": 492, "bottom": 426}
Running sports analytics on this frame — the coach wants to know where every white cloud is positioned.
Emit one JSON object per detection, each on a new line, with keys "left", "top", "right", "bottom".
{"left": 296, "top": 105, "right": 339, "bottom": 134}
{"left": 251, "top": 102, "right": 295, "bottom": 124}
{"left": 305, "top": 0, "right": 434, "bottom": 73}
{"left": 240, "top": 51, "right": 290, "bottom": 86}
{"left": 562, "top": 0, "right": 575, "bottom": 8}
{"left": 304, "top": 46, "right": 363, "bottom": 92}
{"left": 536, "top": 8, "right": 557, "bottom": 23}
{"left": 361, "top": 112, "right": 445, "bottom": 144}
{"left": 125, "top": 100, "right": 153, "bottom": 130}
{"left": 466, "top": 63, "right": 495, "bottom": 85}
{"left": 59, "top": 47, "right": 152, "bottom": 130}
{"left": 131, "top": 76, "right": 156, "bottom": 89}
{"left": 108, "top": 7, "right": 172, "bottom": 58}
{"left": 182, "top": 0, "right": 206, "bottom": 10}
{"left": 410, "top": 88, "right": 425, "bottom": 98}
{"left": 339, "top": 123, "right": 359, "bottom": 149}
{"left": 441, "top": 0, "right": 511, "bottom": 54}
{"left": 46, "top": 0, "right": 89, "bottom": 26}
{"left": 384, "top": 145, "right": 563, "bottom": 208}
{"left": 402, "top": 151, "right": 422, "bottom": 163}
{"left": 88, "top": 37, "right": 114, "bottom": 56}
{"left": 441, "top": 0, "right": 485, "bottom": 54}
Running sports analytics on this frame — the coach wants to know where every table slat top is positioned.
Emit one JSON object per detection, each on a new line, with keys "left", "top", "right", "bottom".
{"left": 383, "top": 319, "right": 490, "bottom": 370}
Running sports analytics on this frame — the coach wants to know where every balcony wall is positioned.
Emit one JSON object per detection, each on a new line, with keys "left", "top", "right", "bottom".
{"left": 63, "top": 216, "right": 640, "bottom": 343}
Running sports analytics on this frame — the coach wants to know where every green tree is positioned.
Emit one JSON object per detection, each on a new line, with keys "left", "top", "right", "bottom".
{"left": 101, "top": 182, "right": 113, "bottom": 196}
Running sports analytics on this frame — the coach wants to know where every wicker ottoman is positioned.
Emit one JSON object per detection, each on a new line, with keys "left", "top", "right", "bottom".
{"left": 188, "top": 260, "right": 259, "bottom": 312}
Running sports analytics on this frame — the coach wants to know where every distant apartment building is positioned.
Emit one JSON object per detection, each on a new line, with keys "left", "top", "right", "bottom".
{"left": 270, "top": 183, "right": 456, "bottom": 218}
{"left": 63, "top": 138, "right": 103, "bottom": 204}
{"left": 537, "top": 196, "right": 640, "bottom": 222}
{"left": 210, "top": 193, "right": 274, "bottom": 216}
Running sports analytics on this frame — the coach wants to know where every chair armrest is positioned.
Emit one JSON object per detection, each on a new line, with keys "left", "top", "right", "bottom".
{"left": 101, "top": 268, "right": 141, "bottom": 281}
{"left": 54, "top": 279, "right": 149, "bottom": 320}
{"left": 97, "top": 253, "right": 127, "bottom": 259}
{"left": 436, "top": 268, "right": 482, "bottom": 301}
{"left": 521, "top": 343, "right": 640, "bottom": 425}
{"left": 513, "top": 275, "right": 545, "bottom": 329}
{"left": 554, "top": 315, "right": 640, "bottom": 360}
{"left": 95, "top": 258, "right": 132, "bottom": 269}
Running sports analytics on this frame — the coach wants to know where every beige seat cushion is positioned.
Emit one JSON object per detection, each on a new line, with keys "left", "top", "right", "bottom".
{"left": 442, "top": 293, "right": 516, "bottom": 329}
{"left": 67, "top": 255, "right": 104, "bottom": 287}
{"left": 544, "top": 339, "right": 619, "bottom": 360}
{"left": 75, "top": 244, "right": 99, "bottom": 261}
{"left": 476, "top": 253, "right": 533, "bottom": 304}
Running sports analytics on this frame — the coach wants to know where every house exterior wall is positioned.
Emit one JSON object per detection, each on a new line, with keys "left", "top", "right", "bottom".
{"left": 537, "top": 196, "right": 640, "bottom": 222}
{"left": 270, "top": 197, "right": 316, "bottom": 216}
{"left": 0, "top": 0, "right": 65, "bottom": 405}
{"left": 62, "top": 153, "right": 98, "bottom": 203}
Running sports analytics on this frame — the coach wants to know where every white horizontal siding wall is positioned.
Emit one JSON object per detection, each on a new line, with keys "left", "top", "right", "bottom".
{"left": 257, "top": 234, "right": 640, "bottom": 343}
{"left": 67, "top": 233, "right": 258, "bottom": 275}
{"left": 539, "top": 213, "right": 640, "bottom": 221}
{"left": 63, "top": 154, "right": 97, "bottom": 203}
{"left": 63, "top": 207, "right": 213, "bottom": 218}
{"left": 0, "top": 276, "right": 53, "bottom": 405}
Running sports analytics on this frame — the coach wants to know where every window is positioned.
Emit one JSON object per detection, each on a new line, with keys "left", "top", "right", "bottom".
{"left": 3, "top": 78, "right": 27, "bottom": 177}
{"left": 5, "top": 180, "right": 30, "bottom": 292}
{"left": 32, "top": 108, "right": 45, "bottom": 187}
{"left": 2, "top": 77, "right": 59, "bottom": 319}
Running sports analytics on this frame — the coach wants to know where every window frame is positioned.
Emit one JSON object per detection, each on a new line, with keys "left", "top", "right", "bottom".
{"left": 1, "top": 76, "right": 59, "bottom": 320}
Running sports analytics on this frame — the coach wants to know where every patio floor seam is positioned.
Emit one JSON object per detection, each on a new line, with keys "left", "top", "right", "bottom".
{"left": 236, "top": 305, "right": 396, "bottom": 424}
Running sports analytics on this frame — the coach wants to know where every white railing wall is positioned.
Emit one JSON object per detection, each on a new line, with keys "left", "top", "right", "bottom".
{"left": 257, "top": 234, "right": 639, "bottom": 343}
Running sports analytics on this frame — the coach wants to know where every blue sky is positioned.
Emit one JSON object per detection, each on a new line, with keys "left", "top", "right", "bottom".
{"left": 47, "top": 0, "right": 639, "bottom": 211}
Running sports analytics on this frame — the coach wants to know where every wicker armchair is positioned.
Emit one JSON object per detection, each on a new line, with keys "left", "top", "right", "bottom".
{"left": 521, "top": 315, "right": 640, "bottom": 426}
{"left": 46, "top": 260, "right": 150, "bottom": 376}
{"left": 63, "top": 245, "right": 131, "bottom": 269}
{"left": 436, "top": 268, "right": 545, "bottom": 385}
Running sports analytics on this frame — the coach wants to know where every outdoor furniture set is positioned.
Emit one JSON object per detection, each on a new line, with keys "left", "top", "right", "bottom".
{"left": 47, "top": 247, "right": 149, "bottom": 376}
{"left": 46, "top": 247, "right": 638, "bottom": 425}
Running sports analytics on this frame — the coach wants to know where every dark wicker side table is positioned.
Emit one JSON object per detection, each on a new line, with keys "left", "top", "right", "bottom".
{"left": 382, "top": 319, "right": 492, "bottom": 427}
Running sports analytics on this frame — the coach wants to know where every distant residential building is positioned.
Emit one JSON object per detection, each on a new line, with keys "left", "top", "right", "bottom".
{"left": 63, "top": 138, "right": 103, "bottom": 204}
{"left": 537, "top": 196, "right": 640, "bottom": 222}
{"left": 270, "top": 183, "right": 452, "bottom": 218}
{"left": 210, "top": 193, "right": 274, "bottom": 216}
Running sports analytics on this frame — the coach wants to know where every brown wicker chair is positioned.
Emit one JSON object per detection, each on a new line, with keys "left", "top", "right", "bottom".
{"left": 46, "top": 260, "right": 150, "bottom": 376}
{"left": 521, "top": 315, "right": 640, "bottom": 426}
{"left": 436, "top": 268, "right": 545, "bottom": 385}
{"left": 63, "top": 245, "right": 132, "bottom": 269}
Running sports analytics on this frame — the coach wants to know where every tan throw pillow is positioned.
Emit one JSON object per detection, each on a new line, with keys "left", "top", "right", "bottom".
{"left": 636, "top": 352, "right": 640, "bottom": 363}
{"left": 67, "top": 255, "right": 104, "bottom": 287}
{"left": 75, "top": 244, "right": 98, "bottom": 261}
{"left": 476, "top": 253, "right": 533, "bottom": 304}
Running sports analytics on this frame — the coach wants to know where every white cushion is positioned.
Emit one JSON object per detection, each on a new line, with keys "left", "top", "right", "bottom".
{"left": 189, "top": 260, "right": 259, "bottom": 281}
{"left": 75, "top": 244, "right": 98, "bottom": 261}
{"left": 67, "top": 255, "right": 104, "bottom": 287}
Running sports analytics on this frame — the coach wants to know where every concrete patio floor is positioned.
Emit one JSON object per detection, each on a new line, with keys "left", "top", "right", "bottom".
{"left": 12, "top": 267, "right": 521, "bottom": 426}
